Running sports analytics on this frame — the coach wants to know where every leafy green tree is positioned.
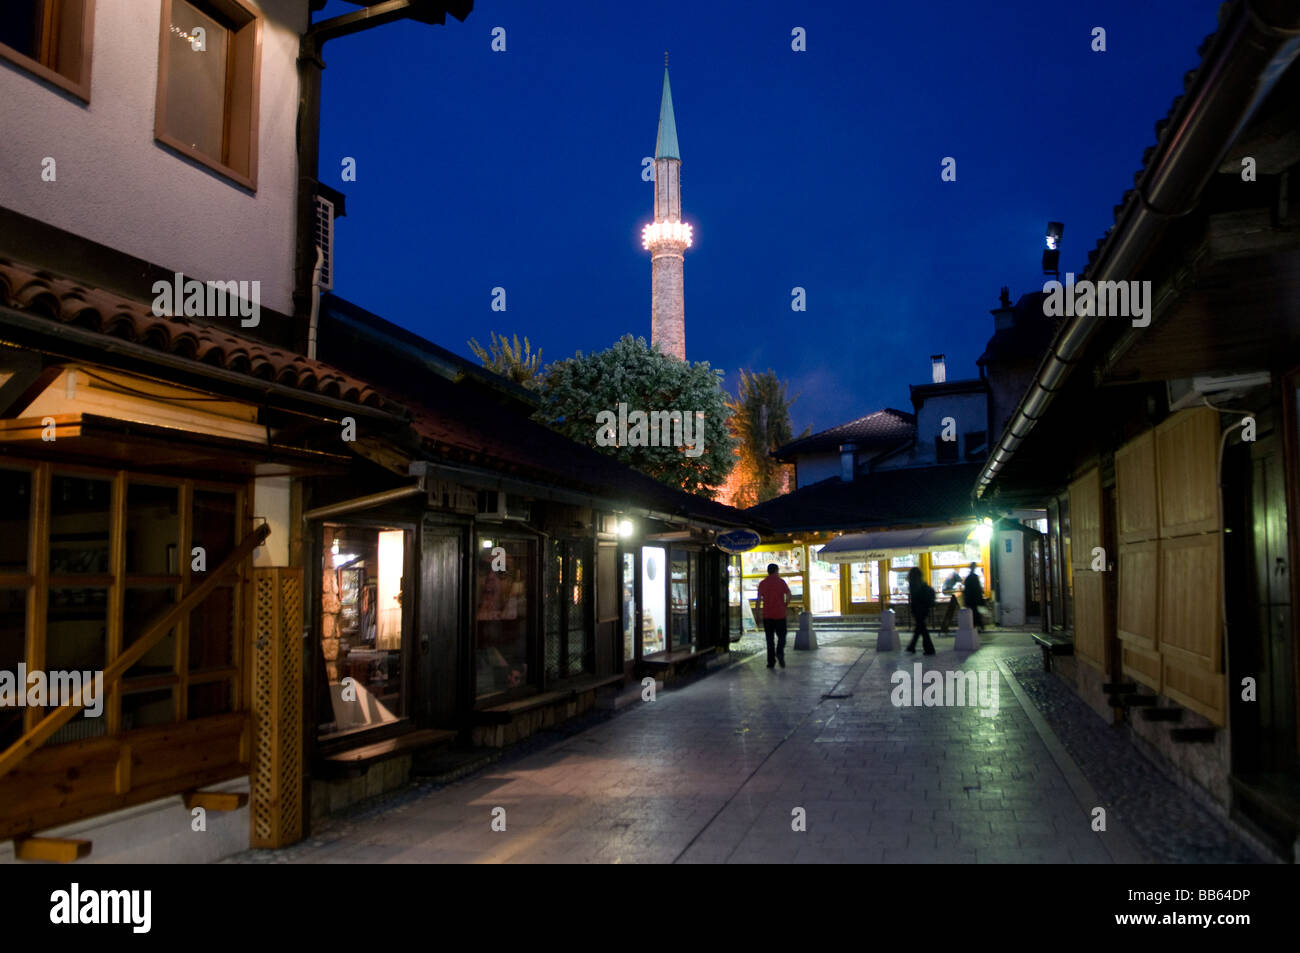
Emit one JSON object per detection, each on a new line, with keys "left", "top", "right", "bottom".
{"left": 536, "top": 335, "right": 736, "bottom": 496}
{"left": 728, "top": 368, "right": 803, "bottom": 505}
{"left": 467, "top": 331, "right": 544, "bottom": 390}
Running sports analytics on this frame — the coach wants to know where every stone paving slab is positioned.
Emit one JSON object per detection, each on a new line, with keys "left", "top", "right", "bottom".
{"left": 223, "top": 630, "right": 1235, "bottom": 864}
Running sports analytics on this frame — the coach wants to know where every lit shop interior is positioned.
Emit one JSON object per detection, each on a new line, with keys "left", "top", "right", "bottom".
{"left": 730, "top": 523, "right": 992, "bottom": 627}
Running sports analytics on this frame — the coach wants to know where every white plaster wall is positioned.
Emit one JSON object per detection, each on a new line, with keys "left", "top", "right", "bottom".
{"left": 796, "top": 452, "right": 840, "bottom": 487}
{"left": 0, "top": 0, "right": 307, "bottom": 315}
{"left": 252, "top": 475, "right": 291, "bottom": 567}
{"left": 912, "top": 392, "right": 987, "bottom": 465}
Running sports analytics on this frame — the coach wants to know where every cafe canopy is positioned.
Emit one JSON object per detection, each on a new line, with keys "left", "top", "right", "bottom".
{"left": 815, "top": 522, "right": 980, "bottom": 563}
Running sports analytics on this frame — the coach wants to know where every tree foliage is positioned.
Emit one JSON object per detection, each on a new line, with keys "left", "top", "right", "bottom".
{"left": 727, "top": 368, "right": 804, "bottom": 506}
{"left": 536, "top": 335, "right": 736, "bottom": 496}
{"left": 467, "top": 331, "right": 544, "bottom": 390}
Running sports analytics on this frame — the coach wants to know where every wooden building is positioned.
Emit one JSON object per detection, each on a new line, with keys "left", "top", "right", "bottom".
{"left": 975, "top": 0, "right": 1300, "bottom": 859}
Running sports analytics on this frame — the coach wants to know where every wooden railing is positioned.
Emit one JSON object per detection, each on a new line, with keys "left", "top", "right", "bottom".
{"left": 0, "top": 524, "right": 271, "bottom": 782}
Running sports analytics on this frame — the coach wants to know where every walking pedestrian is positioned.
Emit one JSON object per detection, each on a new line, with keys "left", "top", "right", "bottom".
{"left": 755, "top": 563, "right": 792, "bottom": 668}
{"left": 905, "top": 567, "right": 936, "bottom": 655}
{"left": 963, "top": 562, "right": 986, "bottom": 631}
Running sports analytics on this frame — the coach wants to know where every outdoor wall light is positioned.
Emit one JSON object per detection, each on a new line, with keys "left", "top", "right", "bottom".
{"left": 481, "top": 538, "right": 494, "bottom": 549}
{"left": 618, "top": 520, "right": 635, "bottom": 538}
{"left": 1042, "top": 221, "right": 1064, "bottom": 275}
{"left": 974, "top": 523, "right": 993, "bottom": 545}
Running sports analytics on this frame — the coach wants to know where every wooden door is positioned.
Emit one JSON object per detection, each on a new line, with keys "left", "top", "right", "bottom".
{"left": 418, "top": 520, "right": 463, "bottom": 726}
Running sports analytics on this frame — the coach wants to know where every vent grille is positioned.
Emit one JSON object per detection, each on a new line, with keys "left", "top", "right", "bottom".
{"left": 314, "top": 195, "right": 334, "bottom": 291}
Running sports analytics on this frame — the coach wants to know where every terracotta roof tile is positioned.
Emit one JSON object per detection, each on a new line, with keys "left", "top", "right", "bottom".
{"left": 0, "top": 257, "right": 385, "bottom": 408}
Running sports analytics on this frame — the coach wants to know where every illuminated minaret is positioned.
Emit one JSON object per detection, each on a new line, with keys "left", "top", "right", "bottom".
{"left": 642, "top": 58, "right": 692, "bottom": 360}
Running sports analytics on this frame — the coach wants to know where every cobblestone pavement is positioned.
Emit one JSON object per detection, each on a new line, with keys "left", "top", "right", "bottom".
{"left": 224, "top": 629, "right": 1257, "bottom": 864}
{"left": 1003, "top": 653, "right": 1267, "bottom": 864}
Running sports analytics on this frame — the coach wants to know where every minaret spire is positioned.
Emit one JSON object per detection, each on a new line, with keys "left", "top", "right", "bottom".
{"left": 643, "top": 60, "right": 691, "bottom": 360}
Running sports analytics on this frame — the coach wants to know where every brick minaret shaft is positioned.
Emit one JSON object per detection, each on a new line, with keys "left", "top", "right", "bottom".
{"left": 649, "top": 67, "right": 687, "bottom": 360}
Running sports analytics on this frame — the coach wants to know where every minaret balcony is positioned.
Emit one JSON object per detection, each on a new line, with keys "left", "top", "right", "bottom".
{"left": 642, "top": 221, "right": 694, "bottom": 250}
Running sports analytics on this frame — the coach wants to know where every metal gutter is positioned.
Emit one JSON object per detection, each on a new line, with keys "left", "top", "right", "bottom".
{"left": 976, "top": 0, "right": 1300, "bottom": 498}
{"left": 304, "top": 484, "right": 425, "bottom": 520}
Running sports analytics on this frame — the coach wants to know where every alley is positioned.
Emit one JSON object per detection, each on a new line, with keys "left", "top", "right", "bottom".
{"left": 230, "top": 632, "right": 1159, "bottom": 864}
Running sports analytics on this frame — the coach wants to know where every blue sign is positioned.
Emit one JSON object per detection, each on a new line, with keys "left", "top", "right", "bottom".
{"left": 715, "top": 529, "right": 762, "bottom": 554}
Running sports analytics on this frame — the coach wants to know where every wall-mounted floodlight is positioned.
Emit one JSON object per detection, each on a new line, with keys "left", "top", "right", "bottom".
{"left": 1042, "top": 222, "right": 1064, "bottom": 276}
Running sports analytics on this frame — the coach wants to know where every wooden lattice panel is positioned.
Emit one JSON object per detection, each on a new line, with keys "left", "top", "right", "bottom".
{"left": 250, "top": 568, "right": 304, "bottom": 848}
{"left": 1072, "top": 571, "right": 1107, "bottom": 672}
{"left": 1122, "top": 643, "right": 1162, "bottom": 692}
{"left": 1158, "top": 534, "right": 1222, "bottom": 673}
{"left": 1155, "top": 408, "right": 1221, "bottom": 538}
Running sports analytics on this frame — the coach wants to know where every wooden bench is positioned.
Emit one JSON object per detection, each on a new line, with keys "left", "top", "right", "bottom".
{"left": 473, "top": 674, "right": 626, "bottom": 725}
{"left": 638, "top": 645, "right": 716, "bottom": 674}
{"left": 1031, "top": 632, "right": 1074, "bottom": 671}
{"left": 322, "top": 728, "right": 456, "bottom": 778}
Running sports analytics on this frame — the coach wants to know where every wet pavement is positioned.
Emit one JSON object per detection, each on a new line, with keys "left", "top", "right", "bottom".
{"left": 225, "top": 628, "right": 1265, "bottom": 864}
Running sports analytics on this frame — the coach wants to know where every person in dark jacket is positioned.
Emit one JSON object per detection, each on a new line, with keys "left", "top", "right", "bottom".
{"left": 963, "top": 562, "right": 986, "bottom": 631}
{"left": 905, "top": 567, "right": 936, "bottom": 655}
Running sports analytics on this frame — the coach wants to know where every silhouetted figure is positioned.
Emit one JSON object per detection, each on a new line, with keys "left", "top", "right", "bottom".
{"left": 963, "top": 562, "right": 986, "bottom": 631}
{"left": 756, "top": 563, "right": 792, "bottom": 668}
{"left": 906, "top": 567, "right": 936, "bottom": 655}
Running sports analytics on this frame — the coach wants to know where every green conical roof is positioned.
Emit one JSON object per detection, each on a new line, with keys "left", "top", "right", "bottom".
{"left": 655, "top": 68, "right": 680, "bottom": 160}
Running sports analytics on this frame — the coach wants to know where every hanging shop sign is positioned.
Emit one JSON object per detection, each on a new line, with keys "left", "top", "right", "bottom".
{"left": 715, "top": 529, "right": 762, "bottom": 554}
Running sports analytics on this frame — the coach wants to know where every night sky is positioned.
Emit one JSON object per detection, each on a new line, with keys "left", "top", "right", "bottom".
{"left": 314, "top": 0, "right": 1219, "bottom": 435}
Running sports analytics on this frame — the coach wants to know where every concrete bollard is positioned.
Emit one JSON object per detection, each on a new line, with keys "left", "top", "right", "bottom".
{"left": 953, "top": 607, "right": 980, "bottom": 651}
{"left": 794, "top": 610, "right": 818, "bottom": 650}
{"left": 877, "top": 608, "right": 900, "bottom": 651}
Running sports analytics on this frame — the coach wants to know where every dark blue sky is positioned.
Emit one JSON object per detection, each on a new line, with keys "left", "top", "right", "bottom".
{"left": 315, "top": 0, "right": 1219, "bottom": 435}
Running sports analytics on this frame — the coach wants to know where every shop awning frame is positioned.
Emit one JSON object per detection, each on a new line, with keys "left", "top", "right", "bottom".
{"left": 814, "top": 522, "right": 978, "bottom": 563}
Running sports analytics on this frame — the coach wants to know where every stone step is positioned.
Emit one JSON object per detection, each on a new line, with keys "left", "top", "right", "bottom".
{"left": 1139, "top": 707, "right": 1183, "bottom": 722}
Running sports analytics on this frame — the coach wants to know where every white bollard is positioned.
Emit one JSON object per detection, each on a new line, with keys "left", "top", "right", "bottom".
{"left": 877, "top": 608, "right": 900, "bottom": 651}
{"left": 953, "top": 607, "right": 980, "bottom": 651}
{"left": 794, "top": 610, "right": 818, "bottom": 650}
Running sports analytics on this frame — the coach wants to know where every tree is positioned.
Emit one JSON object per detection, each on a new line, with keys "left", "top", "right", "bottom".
{"left": 726, "top": 368, "right": 803, "bottom": 506}
{"left": 536, "top": 335, "right": 736, "bottom": 496}
{"left": 467, "top": 331, "right": 544, "bottom": 390}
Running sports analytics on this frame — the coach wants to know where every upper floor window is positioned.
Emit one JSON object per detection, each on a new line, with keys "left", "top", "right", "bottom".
{"left": 0, "top": 0, "right": 95, "bottom": 102}
{"left": 155, "top": 0, "right": 260, "bottom": 190}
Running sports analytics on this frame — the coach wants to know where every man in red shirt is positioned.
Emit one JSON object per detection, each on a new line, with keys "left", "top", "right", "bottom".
{"left": 756, "top": 563, "right": 792, "bottom": 669}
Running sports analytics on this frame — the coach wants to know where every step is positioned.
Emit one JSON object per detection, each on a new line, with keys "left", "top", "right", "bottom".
{"left": 1139, "top": 707, "right": 1183, "bottom": 722}
{"left": 1102, "top": 681, "right": 1137, "bottom": 694}
{"left": 1170, "top": 728, "right": 1217, "bottom": 743}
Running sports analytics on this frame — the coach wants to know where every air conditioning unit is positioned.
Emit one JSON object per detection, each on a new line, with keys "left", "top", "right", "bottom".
{"left": 476, "top": 490, "right": 530, "bottom": 522}
{"left": 1168, "top": 372, "right": 1270, "bottom": 411}
{"left": 314, "top": 194, "right": 334, "bottom": 291}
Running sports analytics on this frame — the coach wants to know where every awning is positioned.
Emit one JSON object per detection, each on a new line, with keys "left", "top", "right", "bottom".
{"left": 815, "top": 522, "right": 978, "bottom": 563}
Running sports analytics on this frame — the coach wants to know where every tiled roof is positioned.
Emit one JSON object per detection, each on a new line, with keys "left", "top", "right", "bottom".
{"left": 745, "top": 461, "right": 982, "bottom": 533}
{"left": 0, "top": 258, "right": 384, "bottom": 408}
{"left": 773, "top": 408, "right": 915, "bottom": 459}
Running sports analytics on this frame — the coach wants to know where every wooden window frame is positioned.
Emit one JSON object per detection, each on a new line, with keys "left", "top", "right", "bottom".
{"left": 154, "top": 0, "right": 261, "bottom": 191}
{"left": 0, "top": 0, "right": 96, "bottom": 103}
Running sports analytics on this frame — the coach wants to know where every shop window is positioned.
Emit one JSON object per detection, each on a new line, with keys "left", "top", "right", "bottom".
{"left": 543, "top": 539, "right": 590, "bottom": 681}
{"left": 475, "top": 535, "right": 532, "bottom": 698}
{"left": 155, "top": 0, "right": 260, "bottom": 188}
{"left": 809, "top": 545, "right": 841, "bottom": 615}
{"left": 124, "top": 586, "right": 175, "bottom": 679}
{"left": 0, "top": 0, "right": 94, "bottom": 102}
{"left": 622, "top": 552, "right": 636, "bottom": 663}
{"left": 126, "top": 483, "right": 179, "bottom": 575}
{"left": 849, "top": 561, "right": 879, "bottom": 604}
{"left": 0, "top": 469, "right": 31, "bottom": 572}
{"left": 319, "top": 523, "right": 405, "bottom": 737}
{"left": 188, "top": 679, "right": 230, "bottom": 719}
{"left": 641, "top": 546, "right": 667, "bottom": 655}
{"left": 0, "top": 589, "right": 27, "bottom": 749}
{"left": 670, "top": 550, "right": 691, "bottom": 648}
{"left": 121, "top": 687, "right": 174, "bottom": 730}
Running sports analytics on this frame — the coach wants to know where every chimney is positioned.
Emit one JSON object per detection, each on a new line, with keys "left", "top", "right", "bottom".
{"left": 930, "top": 354, "right": 946, "bottom": 383}
{"left": 992, "top": 287, "right": 1015, "bottom": 330}
{"left": 839, "top": 443, "right": 857, "bottom": 482}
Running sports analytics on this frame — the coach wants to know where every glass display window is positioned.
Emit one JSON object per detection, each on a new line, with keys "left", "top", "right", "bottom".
{"left": 320, "top": 523, "right": 407, "bottom": 736}
{"left": 849, "top": 561, "right": 880, "bottom": 604}
{"left": 474, "top": 535, "right": 532, "bottom": 699}
{"left": 742, "top": 547, "right": 800, "bottom": 577}
{"left": 622, "top": 552, "right": 636, "bottom": 663}
{"left": 641, "top": 546, "right": 667, "bottom": 655}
